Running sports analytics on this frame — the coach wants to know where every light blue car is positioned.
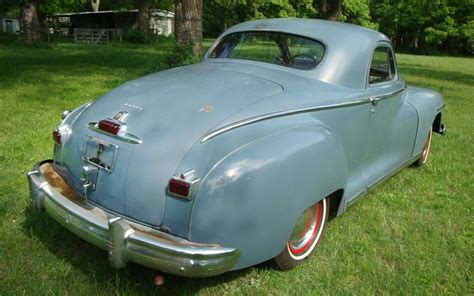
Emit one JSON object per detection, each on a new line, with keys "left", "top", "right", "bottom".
{"left": 28, "top": 18, "right": 446, "bottom": 277}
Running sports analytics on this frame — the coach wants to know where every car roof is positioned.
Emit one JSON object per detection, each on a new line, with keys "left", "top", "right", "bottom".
{"left": 217, "top": 18, "right": 392, "bottom": 89}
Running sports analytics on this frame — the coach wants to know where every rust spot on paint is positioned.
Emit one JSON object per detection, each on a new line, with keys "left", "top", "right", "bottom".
{"left": 40, "top": 163, "right": 83, "bottom": 203}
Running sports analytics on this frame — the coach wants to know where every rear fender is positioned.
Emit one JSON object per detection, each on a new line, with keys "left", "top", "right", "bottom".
{"left": 189, "top": 125, "right": 347, "bottom": 269}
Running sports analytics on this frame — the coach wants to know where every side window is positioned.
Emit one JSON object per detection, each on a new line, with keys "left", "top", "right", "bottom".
{"left": 369, "top": 46, "right": 396, "bottom": 84}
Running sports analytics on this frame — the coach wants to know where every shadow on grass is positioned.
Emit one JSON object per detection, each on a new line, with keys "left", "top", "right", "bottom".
{"left": 0, "top": 44, "right": 170, "bottom": 88}
{"left": 398, "top": 64, "right": 474, "bottom": 87}
{"left": 21, "top": 206, "right": 265, "bottom": 295}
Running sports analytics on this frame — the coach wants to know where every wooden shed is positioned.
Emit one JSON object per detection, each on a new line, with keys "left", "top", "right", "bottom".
{"left": 52, "top": 9, "right": 174, "bottom": 43}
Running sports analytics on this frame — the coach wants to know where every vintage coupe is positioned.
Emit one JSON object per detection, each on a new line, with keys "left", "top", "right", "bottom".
{"left": 28, "top": 19, "right": 446, "bottom": 277}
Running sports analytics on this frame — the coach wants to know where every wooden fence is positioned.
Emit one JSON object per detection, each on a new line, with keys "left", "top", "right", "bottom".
{"left": 73, "top": 28, "right": 123, "bottom": 44}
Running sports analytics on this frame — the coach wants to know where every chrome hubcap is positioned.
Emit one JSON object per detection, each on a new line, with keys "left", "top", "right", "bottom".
{"left": 289, "top": 206, "right": 318, "bottom": 250}
{"left": 287, "top": 199, "right": 326, "bottom": 259}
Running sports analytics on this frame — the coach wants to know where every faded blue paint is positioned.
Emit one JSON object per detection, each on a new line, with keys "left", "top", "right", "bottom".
{"left": 53, "top": 19, "right": 445, "bottom": 271}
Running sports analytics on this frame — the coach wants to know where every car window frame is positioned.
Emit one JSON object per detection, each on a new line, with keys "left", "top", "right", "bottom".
{"left": 366, "top": 42, "right": 398, "bottom": 88}
{"left": 206, "top": 30, "right": 327, "bottom": 71}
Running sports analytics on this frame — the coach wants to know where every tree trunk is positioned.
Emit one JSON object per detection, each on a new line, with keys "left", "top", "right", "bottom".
{"left": 175, "top": 0, "right": 203, "bottom": 54}
{"left": 22, "top": 3, "right": 41, "bottom": 42}
{"left": 91, "top": 0, "right": 100, "bottom": 12}
{"left": 0, "top": 18, "right": 3, "bottom": 33}
{"left": 314, "top": 0, "right": 342, "bottom": 21}
{"left": 137, "top": 0, "right": 150, "bottom": 35}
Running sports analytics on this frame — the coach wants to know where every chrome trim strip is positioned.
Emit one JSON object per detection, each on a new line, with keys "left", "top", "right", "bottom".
{"left": 88, "top": 122, "right": 142, "bottom": 144}
{"left": 27, "top": 161, "right": 240, "bottom": 277}
{"left": 201, "top": 98, "right": 370, "bottom": 142}
{"left": 372, "top": 87, "right": 405, "bottom": 101}
{"left": 201, "top": 98, "right": 370, "bottom": 143}
{"left": 202, "top": 87, "right": 406, "bottom": 143}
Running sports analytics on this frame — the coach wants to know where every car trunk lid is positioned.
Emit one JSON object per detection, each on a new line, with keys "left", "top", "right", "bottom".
{"left": 60, "top": 64, "right": 283, "bottom": 226}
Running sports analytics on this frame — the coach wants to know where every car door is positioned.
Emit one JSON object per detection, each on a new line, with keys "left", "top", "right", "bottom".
{"left": 364, "top": 42, "right": 418, "bottom": 187}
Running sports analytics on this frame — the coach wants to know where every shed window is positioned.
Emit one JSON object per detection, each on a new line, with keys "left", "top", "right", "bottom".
{"left": 369, "top": 46, "right": 396, "bottom": 84}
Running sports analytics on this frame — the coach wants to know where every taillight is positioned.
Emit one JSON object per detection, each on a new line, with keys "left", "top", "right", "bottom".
{"left": 52, "top": 129, "right": 62, "bottom": 145}
{"left": 169, "top": 178, "right": 191, "bottom": 197}
{"left": 52, "top": 124, "right": 71, "bottom": 145}
{"left": 168, "top": 171, "right": 200, "bottom": 200}
{"left": 98, "top": 119, "right": 121, "bottom": 135}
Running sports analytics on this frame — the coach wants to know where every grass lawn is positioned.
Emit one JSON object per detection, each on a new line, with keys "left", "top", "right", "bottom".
{"left": 0, "top": 36, "right": 472, "bottom": 295}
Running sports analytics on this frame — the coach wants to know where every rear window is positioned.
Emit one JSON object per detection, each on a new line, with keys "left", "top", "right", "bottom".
{"left": 208, "top": 31, "right": 325, "bottom": 70}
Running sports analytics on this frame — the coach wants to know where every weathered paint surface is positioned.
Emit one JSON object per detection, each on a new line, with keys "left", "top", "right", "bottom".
{"left": 54, "top": 18, "right": 445, "bottom": 270}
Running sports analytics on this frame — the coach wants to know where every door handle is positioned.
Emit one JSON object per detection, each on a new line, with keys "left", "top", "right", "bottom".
{"left": 370, "top": 97, "right": 380, "bottom": 106}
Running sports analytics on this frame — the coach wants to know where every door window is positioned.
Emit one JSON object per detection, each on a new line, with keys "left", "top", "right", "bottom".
{"left": 369, "top": 46, "right": 396, "bottom": 84}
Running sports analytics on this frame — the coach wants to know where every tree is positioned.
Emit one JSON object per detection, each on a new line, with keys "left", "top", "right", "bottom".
{"left": 136, "top": 0, "right": 156, "bottom": 35}
{"left": 341, "top": 0, "right": 376, "bottom": 29}
{"left": 314, "top": 0, "right": 342, "bottom": 21}
{"left": 22, "top": 3, "right": 41, "bottom": 42}
{"left": 91, "top": 0, "right": 100, "bottom": 12}
{"left": 175, "top": 0, "right": 203, "bottom": 54}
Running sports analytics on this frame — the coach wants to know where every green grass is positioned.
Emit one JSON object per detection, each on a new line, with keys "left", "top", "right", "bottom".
{"left": 0, "top": 37, "right": 472, "bottom": 295}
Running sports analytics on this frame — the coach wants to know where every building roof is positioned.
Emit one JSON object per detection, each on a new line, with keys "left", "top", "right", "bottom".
{"left": 54, "top": 9, "right": 174, "bottom": 18}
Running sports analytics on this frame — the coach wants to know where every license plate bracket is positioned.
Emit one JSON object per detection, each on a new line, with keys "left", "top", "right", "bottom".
{"left": 82, "top": 135, "right": 118, "bottom": 172}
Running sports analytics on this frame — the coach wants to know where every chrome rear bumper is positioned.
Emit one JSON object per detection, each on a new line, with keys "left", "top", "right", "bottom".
{"left": 27, "top": 160, "right": 240, "bottom": 277}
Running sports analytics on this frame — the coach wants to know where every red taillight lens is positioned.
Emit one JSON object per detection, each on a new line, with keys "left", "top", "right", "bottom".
{"left": 168, "top": 178, "right": 190, "bottom": 197}
{"left": 98, "top": 119, "right": 121, "bottom": 135}
{"left": 52, "top": 129, "right": 62, "bottom": 145}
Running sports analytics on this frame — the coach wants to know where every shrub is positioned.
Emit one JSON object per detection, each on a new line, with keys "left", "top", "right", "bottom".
{"left": 144, "top": 41, "right": 200, "bottom": 74}
{"left": 164, "top": 42, "right": 200, "bottom": 68}
{"left": 126, "top": 28, "right": 148, "bottom": 44}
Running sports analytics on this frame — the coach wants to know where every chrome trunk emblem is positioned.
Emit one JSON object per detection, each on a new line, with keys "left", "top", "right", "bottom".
{"left": 114, "top": 111, "right": 128, "bottom": 122}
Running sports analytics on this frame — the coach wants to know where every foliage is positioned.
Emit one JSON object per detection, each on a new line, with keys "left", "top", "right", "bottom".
{"left": 164, "top": 42, "right": 200, "bottom": 67}
{"left": 203, "top": 0, "right": 317, "bottom": 37}
{"left": 460, "top": 19, "right": 474, "bottom": 53}
{"left": 202, "top": 0, "right": 473, "bottom": 54}
{"left": 126, "top": 27, "right": 149, "bottom": 43}
{"left": 2, "top": 0, "right": 472, "bottom": 54}
{"left": 0, "top": 38, "right": 472, "bottom": 295}
{"left": 144, "top": 37, "right": 200, "bottom": 73}
{"left": 369, "top": 0, "right": 474, "bottom": 54}
{"left": 341, "top": 0, "right": 376, "bottom": 30}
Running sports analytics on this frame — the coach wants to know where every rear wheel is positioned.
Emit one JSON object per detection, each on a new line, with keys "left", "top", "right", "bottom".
{"left": 274, "top": 198, "right": 329, "bottom": 270}
{"left": 413, "top": 128, "right": 432, "bottom": 167}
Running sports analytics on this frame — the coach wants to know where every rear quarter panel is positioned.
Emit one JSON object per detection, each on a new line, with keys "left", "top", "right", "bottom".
{"left": 188, "top": 124, "right": 347, "bottom": 269}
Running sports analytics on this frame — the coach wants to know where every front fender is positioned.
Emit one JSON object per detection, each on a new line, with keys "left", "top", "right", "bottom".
{"left": 405, "top": 86, "right": 445, "bottom": 155}
{"left": 188, "top": 125, "right": 347, "bottom": 270}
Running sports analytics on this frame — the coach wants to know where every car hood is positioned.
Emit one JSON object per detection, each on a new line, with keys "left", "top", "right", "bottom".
{"left": 63, "top": 63, "right": 283, "bottom": 226}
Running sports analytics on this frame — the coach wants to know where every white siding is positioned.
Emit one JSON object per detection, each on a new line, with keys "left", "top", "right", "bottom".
{"left": 1, "top": 18, "right": 20, "bottom": 34}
